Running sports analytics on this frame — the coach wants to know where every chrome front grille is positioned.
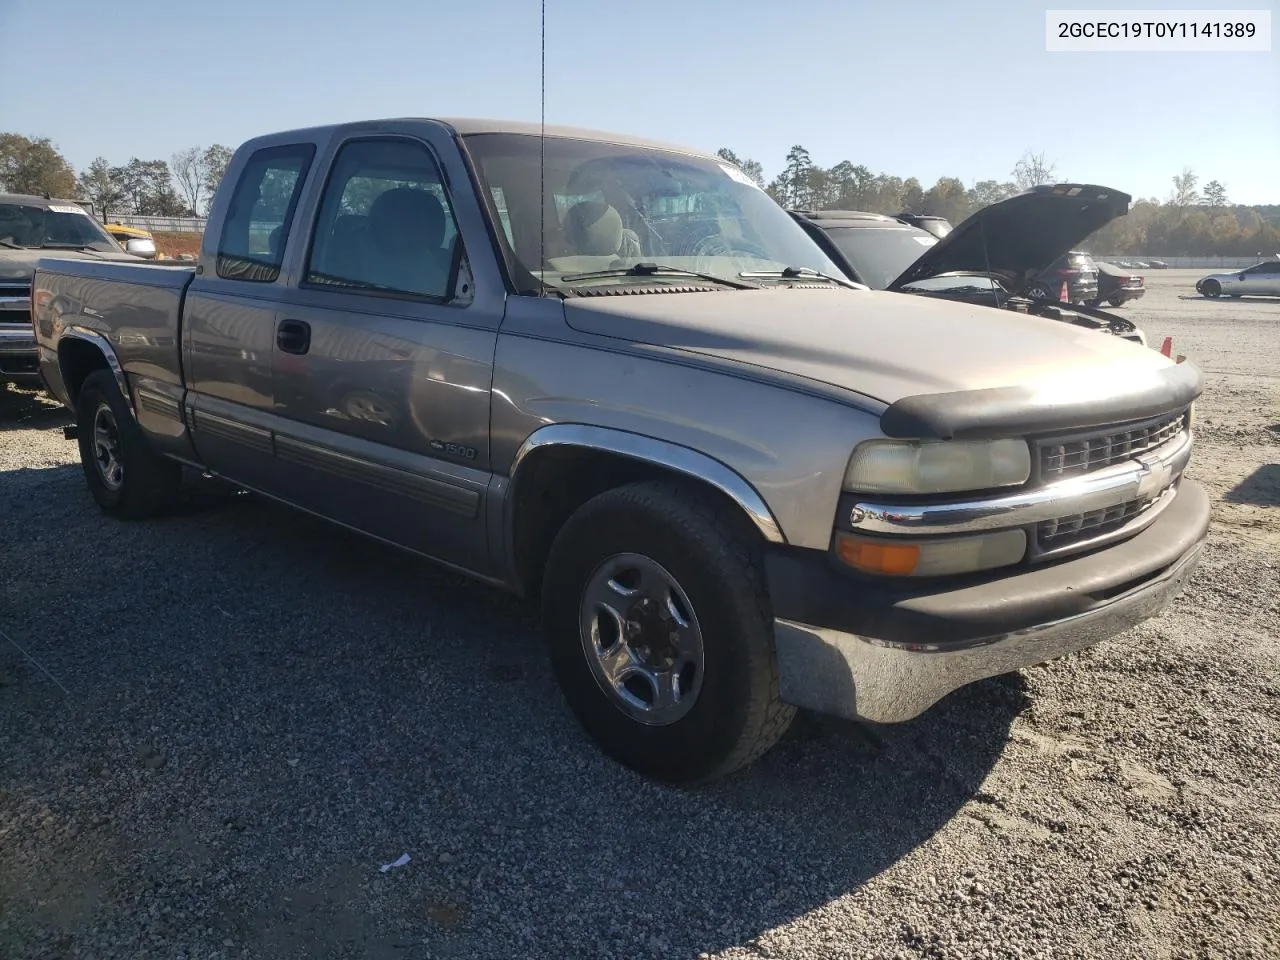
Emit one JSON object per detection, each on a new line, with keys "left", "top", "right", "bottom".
{"left": 1038, "top": 410, "right": 1188, "bottom": 482}
{"left": 0, "top": 280, "right": 31, "bottom": 324}
{"left": 1037, "top": 495, "right": 1155, "bottom": 552}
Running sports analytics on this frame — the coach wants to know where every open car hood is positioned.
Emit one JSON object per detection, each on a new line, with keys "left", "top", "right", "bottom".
{"left": 887, "top": 183, "right": 1131, "bottom": 295}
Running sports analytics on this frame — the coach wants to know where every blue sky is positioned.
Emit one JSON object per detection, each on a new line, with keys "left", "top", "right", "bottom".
{"left": 4, "top": 0, "right": 1277, "bottom": 203}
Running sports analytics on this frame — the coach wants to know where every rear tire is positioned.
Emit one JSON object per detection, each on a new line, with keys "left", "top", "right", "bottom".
{"left": 541, "top": 481, "right": 794, "bottom": 784}
{"left": 76, "top": 370, "right": 181, "bottom": 519}
{"left": 1108, "top": 296, "right": 1125, "bottom": 307}
{"left": 1201, "top": 279, "right": 1221, "bottom": 298}
{"left": 1084, "top": 298, "right": 1102, "bottom": 308}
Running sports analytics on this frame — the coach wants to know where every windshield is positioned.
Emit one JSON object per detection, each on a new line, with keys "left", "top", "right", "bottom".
{"left": 461, "top": 133, "right": 842, "bottom": 292}
{"left": 822, "top": 224, "right": 938, "bottom": 289}
{"left": 0, "top": 202, "right": 119, "bottom": 251}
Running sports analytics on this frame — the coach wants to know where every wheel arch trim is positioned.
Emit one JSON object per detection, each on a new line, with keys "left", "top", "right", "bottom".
{"left": 57, "top": 328, "right": 135, "bottom": 418}
{"left": 507, "top": 423, "right": 787, "bottom": 546}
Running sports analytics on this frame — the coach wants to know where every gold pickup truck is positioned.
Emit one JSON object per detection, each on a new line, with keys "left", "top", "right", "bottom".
{"left": 30, "top": 118, "right": 1208, "bottom": 784}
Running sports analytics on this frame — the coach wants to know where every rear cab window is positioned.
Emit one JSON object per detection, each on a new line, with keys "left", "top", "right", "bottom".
{"left": 216, "top": 144, "right": 316, "bottom": 282}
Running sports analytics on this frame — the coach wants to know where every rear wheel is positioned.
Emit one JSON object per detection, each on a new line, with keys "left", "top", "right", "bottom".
{"left": 1084, "top": 298, "right": 1102, "bottom": 308}
{"left": 1201, "top": 279, "right": 1221, "bottom": 298}
{"left": 1108, "top": 296, "right": 1125, "bottom": 307}
{"left": 541, "top": 481, "right": 794, "bottom": 783}
{"left": 76, "top": 370, "right": 181, "bottom": 519}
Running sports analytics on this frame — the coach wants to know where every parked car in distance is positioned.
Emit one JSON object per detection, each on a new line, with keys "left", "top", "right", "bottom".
{"left": 790, "top": 184, "right": 1145, "bottom": 344}
{"left": 1146, "top": 259, "right": 1167, "bottom": 269}
{"left": 1196, "top": 259, "right": 1280, "bottom": 298}
{"left": 103, "top": 222, "right": 159, "bottom": 259}
{"left": 0, "top": 193, "right": 144, "bottom": 389}
{"left": 1026, "top": 250, "right": 1099, "bottom": 304}
{"left": 32, "top": 119, "right": 1207, "bottom": 783}
{"left": 1091, "top": 262, "right": 1146, "bottom": 307}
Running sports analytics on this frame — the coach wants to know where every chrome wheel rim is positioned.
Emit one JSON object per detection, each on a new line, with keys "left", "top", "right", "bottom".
{"left": 92, "top": 403, "right": 124, "bottom": 491}
{"left": 579, "top": 553, "right": 705, "bottom": 726}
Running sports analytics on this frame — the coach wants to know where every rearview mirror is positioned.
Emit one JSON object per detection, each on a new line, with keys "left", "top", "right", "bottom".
{"left": 124, "top": 237, "right": 157, "bottom": 258}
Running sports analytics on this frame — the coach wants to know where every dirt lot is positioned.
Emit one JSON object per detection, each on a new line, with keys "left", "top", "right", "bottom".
{"left": 1, "top": 270, "right": 1277, "bottom": 960}
{"left": 153, "top": 232, "right": 202, "bottom": 259}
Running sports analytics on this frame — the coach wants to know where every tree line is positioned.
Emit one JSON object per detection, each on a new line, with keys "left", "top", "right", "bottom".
{"left": 719, "top": 146, "right": 1279, "bottom": 258}
{"left": 2, "top": 132, "right": 1275, "bottom": 257}
{"left": 0, "top": 133, "right": 233, "bottom": 219}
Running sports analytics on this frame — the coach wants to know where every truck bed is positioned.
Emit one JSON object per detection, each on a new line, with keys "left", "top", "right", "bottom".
{"left": 32, "top": 258, "right": 196, "bottom": 410}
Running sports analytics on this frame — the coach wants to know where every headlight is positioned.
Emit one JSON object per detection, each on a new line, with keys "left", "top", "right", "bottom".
{"left": 1186, "top": 402, "right": 1196, "bottom": 432}
{"left": 843, "top": 438, "right": 1031, "bottom": 495}
{"left": 835, "top": 529, "right": 1027, "bottom": 577}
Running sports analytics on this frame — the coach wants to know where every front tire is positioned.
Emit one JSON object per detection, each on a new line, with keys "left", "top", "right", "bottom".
{"left": 76, "top": 370, "right": 181, "bottom": 519}
{"left": 1201, "top": 279, "right": 1221, "bottom": 298}
{"left": 1026, "top": 282, "right": 1053, "bottom": 301}
{"left": 541, "top": 481, "right": 794, "bottom": 783}
{"left": 1108, "top": 296, "right": 1125, "bottom": 307}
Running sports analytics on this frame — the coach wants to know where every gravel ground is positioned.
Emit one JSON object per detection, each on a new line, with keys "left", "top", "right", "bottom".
{"left": 1, "top": 270, "right": 1277, "bottom": 960}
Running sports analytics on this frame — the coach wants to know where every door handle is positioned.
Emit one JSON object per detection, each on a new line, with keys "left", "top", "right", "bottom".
{"left": 276, "top": 319, "right": 311, "bottom": 355}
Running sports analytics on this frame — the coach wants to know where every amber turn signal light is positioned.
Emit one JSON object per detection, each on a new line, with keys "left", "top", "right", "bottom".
{"left": 836, "top": 534, "right": 920, "bottom": 576}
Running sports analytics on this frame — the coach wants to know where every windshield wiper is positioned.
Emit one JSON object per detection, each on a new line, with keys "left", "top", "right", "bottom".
{"left": 0, "top": 240, "right": 25, "bottom": 249}
{"left": 739, "top": 266, "right": 863, "bottom": 290}
{"left": 39, "top": 242, "right": 100, "bottom": 251}
{"left": 560, "top": 262, "right": 761, "bottom": 291}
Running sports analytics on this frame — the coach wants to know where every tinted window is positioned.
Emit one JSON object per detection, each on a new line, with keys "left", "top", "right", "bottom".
{"left": 822, "top": 225, "right": 938, "bottom": 289}
{"left": 216, "top": 144, "right": 315, "bottom": 282}
{"left": 305, "top": 138, "right": 460, "bottom": 300}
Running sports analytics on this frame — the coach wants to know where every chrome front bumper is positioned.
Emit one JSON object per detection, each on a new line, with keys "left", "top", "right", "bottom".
{"left": 773, "top": 539, "right": 1201, "bottom": 723}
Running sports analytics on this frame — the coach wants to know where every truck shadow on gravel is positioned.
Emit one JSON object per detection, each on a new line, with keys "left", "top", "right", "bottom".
{"left": 0, "top": 387, "right": 71, "bottom": 433}
{"left": 1, "top": 484, "right": 1026, "bottom": 960}
{"left": 1223, "top": 463, "right": 1280, "bottom": 507}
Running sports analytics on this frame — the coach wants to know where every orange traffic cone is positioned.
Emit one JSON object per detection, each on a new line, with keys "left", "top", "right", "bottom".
{"left": 1059, "top": 280, "right": 1069, "bottom": 302}
{"left": 1159, "top": 336, "right": 1173, "bottom": 357}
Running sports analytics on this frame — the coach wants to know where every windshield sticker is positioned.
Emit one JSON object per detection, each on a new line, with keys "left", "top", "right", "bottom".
{"left": 914, "top": 236, "right": 938, "bottom": 246}
{"left": 718, "top": 163, "right": 763, "bottom": 191}
{"left": 47, "top": 204, "right": 90, "bottom": 215}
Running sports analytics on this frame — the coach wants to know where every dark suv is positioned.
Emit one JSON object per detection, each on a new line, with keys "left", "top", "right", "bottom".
{"left": 1026, "top": 251, "right": 1099, "bottom": 304}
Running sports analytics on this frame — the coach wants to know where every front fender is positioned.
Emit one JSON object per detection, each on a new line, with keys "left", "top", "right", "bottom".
{"left": 509, "top": 423, "right": 786, "bottom": 545}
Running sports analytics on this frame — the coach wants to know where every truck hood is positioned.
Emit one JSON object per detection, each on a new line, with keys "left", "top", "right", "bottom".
{"left": 0, "top": 247, "right": 141, "bottom": 281}
{"left": 888, "top": 183, "right": 1131, "bottom": 296}
{"left": 562, "top": 286, "right": 1172, "bottom": 409}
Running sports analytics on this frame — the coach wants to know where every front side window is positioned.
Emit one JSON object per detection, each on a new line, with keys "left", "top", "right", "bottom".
{"left": 305, "top": 138, "right": 460, "bottom": 301}
{"left": 216, "top": 144, "right": 315, "bottom": 282}
{"left": 462, "top": 133, "right": 842, "bottom": 293}
{"left": 0, "top": 202, "right": 118, "bottom": 252}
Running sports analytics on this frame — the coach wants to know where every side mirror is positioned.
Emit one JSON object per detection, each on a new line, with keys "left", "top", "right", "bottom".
{"left": 124, "top": 237, "right": 157, "bottom": 258}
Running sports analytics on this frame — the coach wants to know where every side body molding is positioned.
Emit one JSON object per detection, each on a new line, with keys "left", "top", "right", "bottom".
{"left": 60, "top": 327, "right": 135, "bottom": 418}
{"left": 507, "top": 423, "right": 787, "bottom": 545}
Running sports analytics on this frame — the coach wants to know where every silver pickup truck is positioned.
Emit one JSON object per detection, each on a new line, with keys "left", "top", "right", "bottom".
{"left": 31, "top": 118, "right": 1209, "bottom": 783}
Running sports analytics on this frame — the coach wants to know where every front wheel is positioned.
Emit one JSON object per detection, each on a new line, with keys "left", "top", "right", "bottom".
{"left": 76, "top": 370, "right": 181, "bottom": 518}
{"left": 1026, "top": 282, "right": 1054, "bottom": 301}
{"left": 1108, "top": 296, "right": 1126, "bottom": 307}
{"left": 1201, "top": 279, "right": 1221, "bottom": 298}
{"left": 541, "top": 481, "right": 794, "bottom": 783}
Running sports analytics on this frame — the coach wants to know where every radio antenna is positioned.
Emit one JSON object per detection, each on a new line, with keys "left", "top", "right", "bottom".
{"left": 539, "top": 0, "right": 546, "bottom": 297}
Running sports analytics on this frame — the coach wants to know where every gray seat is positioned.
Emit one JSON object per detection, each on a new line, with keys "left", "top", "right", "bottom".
{"left": 562, "top": 200, "right": 644, "bottom": 264}
{"left": 365, "top": 187, "right": 449, "bottom": 296}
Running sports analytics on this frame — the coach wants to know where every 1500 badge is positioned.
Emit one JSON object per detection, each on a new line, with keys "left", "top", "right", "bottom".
{"left": 429, "top": 439, "right": 478, "bottom": 461}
